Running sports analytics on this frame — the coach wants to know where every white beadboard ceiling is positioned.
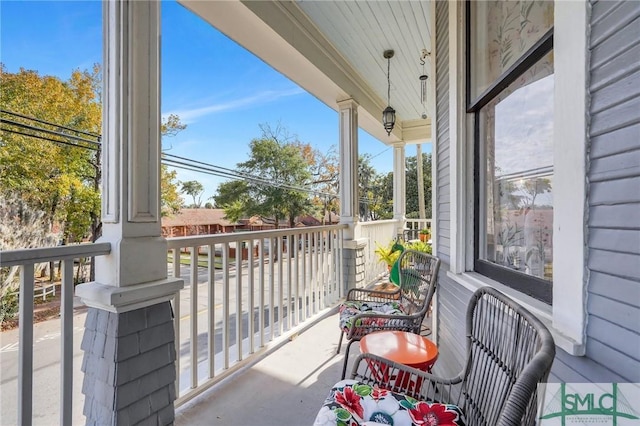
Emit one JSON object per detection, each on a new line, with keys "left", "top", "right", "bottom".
{"left": 296, "top": 0, "right": 434, "bottom": 123}
{"left": 180, "top": 0, "right": 434, "bottom": 143}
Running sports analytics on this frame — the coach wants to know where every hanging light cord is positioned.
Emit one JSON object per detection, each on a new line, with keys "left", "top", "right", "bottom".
{"left": 387, "top": 56, "right": 391, "bottom": 105}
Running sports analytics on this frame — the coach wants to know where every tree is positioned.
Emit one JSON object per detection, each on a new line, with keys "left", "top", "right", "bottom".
{"left": 181, "top": 180, "right": 204, "bottom": 208}
{"left": 368, "top": 172, "right": 393, "bottom": 220}
{"left": 213, "top": 124, "right": 313, "bottom": 227}
{"left": 0, "top": 64, "right": 187, "bottom": 244}
{"left": 405, "top": 153, "right": 433, "bottom": 218}
{"left": 0, "top": 65, "right": 102, "bottom": 245}
{"left": 0, "top": 194, "right": 61, "bottom": 294}
{"left": 160, "top": 165, "right": 182, "bottom": 216}
{"left": 308, "top": 145, "right": 340, "bottom": 223}
{"left": 358, "top": 154, "right": 393, "bottom": 220}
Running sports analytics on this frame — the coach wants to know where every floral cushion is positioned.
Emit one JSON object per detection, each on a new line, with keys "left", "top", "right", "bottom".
{"left": 339, "top": 301, "right": 406, "bottom": 331}
{"left": 314, "top": 380, "right": 465, "bottom": 426}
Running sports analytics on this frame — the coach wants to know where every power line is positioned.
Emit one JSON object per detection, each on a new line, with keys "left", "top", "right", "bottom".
{"left": 0, "top": 110, "right": 380, "bottom": 204}
{"left": 0, "top": 109, "right": 100, "bottom": 138}
{"left": 0, "top": 126, "right": 99, "bottom": 151}
{"left": 1, "top": 117, "right": 100, "bottom": 147}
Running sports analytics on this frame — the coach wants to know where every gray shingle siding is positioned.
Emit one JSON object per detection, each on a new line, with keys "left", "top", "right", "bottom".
{"left": 435, "top": 0, "right": 451, "bottom": 265}
{"left": 433, "top": 271, "right": 471, "bottom": 378}
{"left": 583, "top": 0, "right": 640, "bottom": 383}
{"left": 82, "top": 302, "right": 177, "bottom": 425}
{"left": 432, "top": 0, "right": 470, "bottom": 380}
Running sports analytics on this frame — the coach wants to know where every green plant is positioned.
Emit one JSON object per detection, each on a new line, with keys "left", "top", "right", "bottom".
{"left": 0, "top": 291, "right": 19, "bottom": 324}
{"left": 374, "top": 241, "right": 403, "bottom": 267}
{"left": 406, "top": 240, "right": 432, "bottom": 255}
{"left": 419, "top": 229, "right": 430, "bottom": 235}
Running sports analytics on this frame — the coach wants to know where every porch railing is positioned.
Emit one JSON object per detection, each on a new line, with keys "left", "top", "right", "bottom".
{"left": 404, "top": 218, "right": 433, "bottom": 240}
{"left": 166, "top": 224, "right": 346, "bottom": 405}
{"left": 0, "top": 243, "right": 111, "bottom": 426}
{"left": 358, "top": 220, "right": 398, "bottom": 285}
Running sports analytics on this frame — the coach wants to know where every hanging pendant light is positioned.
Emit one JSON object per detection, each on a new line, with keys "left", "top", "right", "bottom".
{"left": 382, "top": 50, "right": 395, "bottom": 136}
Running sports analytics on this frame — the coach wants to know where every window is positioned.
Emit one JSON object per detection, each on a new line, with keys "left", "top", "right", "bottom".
{"left": 468, "top": 1, "right": 554, "bottom": 303}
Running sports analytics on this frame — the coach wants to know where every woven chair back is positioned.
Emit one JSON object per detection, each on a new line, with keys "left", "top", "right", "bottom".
{"left": 460, "top": 287, "right": 556, "bottom": 426}
{"left": 397, "top": 250, "right": 440, "bottom": 316}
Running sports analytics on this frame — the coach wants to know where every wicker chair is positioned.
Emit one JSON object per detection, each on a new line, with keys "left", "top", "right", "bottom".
{"left": 347, "top": 286, "right": 556, "bottom": 426}
{"left": 337, "top": 250, "right": 440, "bottom": 379}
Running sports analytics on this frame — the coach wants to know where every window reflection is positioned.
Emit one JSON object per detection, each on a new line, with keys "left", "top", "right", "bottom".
{"left": 481, "top": 56, "right": 554, "bottom": 282}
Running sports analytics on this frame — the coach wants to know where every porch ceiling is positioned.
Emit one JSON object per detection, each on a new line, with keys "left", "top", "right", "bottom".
{"left": 179, "top": 0, "right": 433, "bottom": 145}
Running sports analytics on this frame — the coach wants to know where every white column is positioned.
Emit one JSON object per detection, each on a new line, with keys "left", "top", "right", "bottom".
{"left": 392, "top": 141, "right": 406, "bottom": 236}
{"left": 77, "top": 0, "right": 183, "bottom": 312}
{"left": 338, "top": 99, "right": 359, "bottom": 240}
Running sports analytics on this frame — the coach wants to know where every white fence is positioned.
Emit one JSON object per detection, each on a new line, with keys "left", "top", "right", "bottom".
{"left": 0, "top": 223, "right": 353, "bottom": 422}
{"left": 358, "top": 220, "right": 399, "bottom": 286}
{"left": 166, "top": 224, "right": 346, "bottom": 404}
{"left": 404, "top": 218, "right": 433, "bottom": 241}
{"left": 0, "top": 243, "right": 111, "bottom": 426}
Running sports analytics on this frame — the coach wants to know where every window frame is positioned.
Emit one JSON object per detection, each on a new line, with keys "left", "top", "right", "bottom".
{"left": 466, "top": 3, "right": 554, "bottom": 304}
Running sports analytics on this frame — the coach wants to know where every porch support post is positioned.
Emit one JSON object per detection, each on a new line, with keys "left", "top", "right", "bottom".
{"left": 392, "top": 141, "right": 406, "bottom": 237}
{"left": 337, "top": 98, "right": 366, "bottom": 290}
{"left": 76, "top": 1, "right": 183, "bottom": 425}
{"left": 337, "top": 98, "right": 360, "bottom": 239}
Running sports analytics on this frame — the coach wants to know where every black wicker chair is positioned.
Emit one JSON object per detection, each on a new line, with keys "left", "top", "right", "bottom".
{"left": 337, "top": 250, "right": 440, "bottom": 379}
{"left": 346, "top": 286, "right": 556, "bottom": 426}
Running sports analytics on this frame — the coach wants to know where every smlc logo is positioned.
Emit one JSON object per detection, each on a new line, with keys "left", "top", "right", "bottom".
{"left": 539, "top": 383, "right": 640, "bottom": 425}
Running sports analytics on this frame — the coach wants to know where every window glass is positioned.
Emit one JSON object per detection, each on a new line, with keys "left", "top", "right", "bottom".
{"left": 470, "top": 0, "right": 554, "bottom": 100}
{"left": 480, "top": 52, "right": 554, "bottom": 283}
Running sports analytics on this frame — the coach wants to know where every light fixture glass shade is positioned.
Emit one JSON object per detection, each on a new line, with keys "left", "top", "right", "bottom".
{"left": 382, "top": 106, "right": 395, "bottom": 136}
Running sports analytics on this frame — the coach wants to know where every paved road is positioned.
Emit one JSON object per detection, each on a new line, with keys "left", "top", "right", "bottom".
{"left": 0, "top": 264, "right": 221, "bottom": 425}
{"left": 0, "top": 261, "right": 300, "bottom": 425}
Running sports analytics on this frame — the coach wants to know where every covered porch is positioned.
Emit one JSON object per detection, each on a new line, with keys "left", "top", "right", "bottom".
{"left": 4, "top": 0, "right": 637, "bottom": 424}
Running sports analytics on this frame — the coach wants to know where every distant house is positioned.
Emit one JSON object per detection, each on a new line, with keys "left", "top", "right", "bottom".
{"left": 162, "top": 209, "right": 337, "bottom": 238}
{"left": 295, "top": 215, "right": 322, "bottom": 227}
{"left": 161, "top": 209, "right": 245, "bottom": 237}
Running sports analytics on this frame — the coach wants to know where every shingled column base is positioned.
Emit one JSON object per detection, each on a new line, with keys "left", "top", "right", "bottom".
{"left": 81, "top": 302, "right": 177, "bottom": 425}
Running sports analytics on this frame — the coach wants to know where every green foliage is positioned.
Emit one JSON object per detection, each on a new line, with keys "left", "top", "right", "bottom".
{"left": 374, "top": 241, "right": 403, "bottom": 267}
{"left": 359, "top": 154, "right": 393, "bottom": 221}
{"left": 308, "top": 145, "right": 339, "bottom": 223}
{"left": 0, "top": 65, "right": 101, "bottom": 244}
{"left": 0, "top": 291, "right": 19, "bottom": 323}
{"left": 160, "top": 114, "right": 187, "bottom": 137}
{"left": 405, "top": 152, "right": 432, "bottom": 218}
{"left": 405, "top": 240, "right": 432, "bottom": 255}
{"left": 181, "top": 180, "right": 204, "bottom": 208}
{"left": 214, "top": 124, "right": 313, "bottom": 227}
{"left": 0, "top": 64, "right": 187, "bottom": 236}
{"left": 160, "top": 165, "right": 183, "bottom": 217}
{"left": 0, "top": 194, "right": 61, "bottom": 294}
{"left": 375, "top": 238, "right": 432, "bottom": 268}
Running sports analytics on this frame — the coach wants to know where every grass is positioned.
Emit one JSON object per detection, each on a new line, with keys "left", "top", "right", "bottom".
{"left": 167, "top": 253, "right": 232, "bottom": 269}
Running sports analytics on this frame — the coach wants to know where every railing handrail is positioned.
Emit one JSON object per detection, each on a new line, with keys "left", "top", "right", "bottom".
{"left": 359, "top": 219, "right": 397, "bottom": 228}
{"left": 166, "top": 224, "right": 347, "bottom": 248}
{"left": 0, "top": 242, "right": 112, "bottom": 267}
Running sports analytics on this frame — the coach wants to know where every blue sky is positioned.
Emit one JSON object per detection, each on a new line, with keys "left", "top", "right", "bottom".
{"left": 1, "top": 0, "right": 399, "bottom": 201}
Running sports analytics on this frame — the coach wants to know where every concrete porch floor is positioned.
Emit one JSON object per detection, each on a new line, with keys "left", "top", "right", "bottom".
{"left": 174, "top": 311, "right": 359, "bottom": 425}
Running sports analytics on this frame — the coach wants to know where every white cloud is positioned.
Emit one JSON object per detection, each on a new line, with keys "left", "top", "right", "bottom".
{"left": 163, "top": 87, "right": 305, "bottom": 124}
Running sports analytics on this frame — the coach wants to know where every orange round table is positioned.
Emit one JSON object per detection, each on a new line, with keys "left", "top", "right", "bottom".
{"left": 359, "top": 330, "right": 438, "bottom": 391}
{"left": 360, "top": 330, "right": 438, "bottom": 371}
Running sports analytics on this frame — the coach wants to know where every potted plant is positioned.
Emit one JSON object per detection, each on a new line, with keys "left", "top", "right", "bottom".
{"left": 374, "top": 241, "right": 403, "bottom": 270}
{"left": 419, "top": 229, "right": 431, "bottom": 242}
{"left": 405, "top": 240, "right": 432, "bottom": 255}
